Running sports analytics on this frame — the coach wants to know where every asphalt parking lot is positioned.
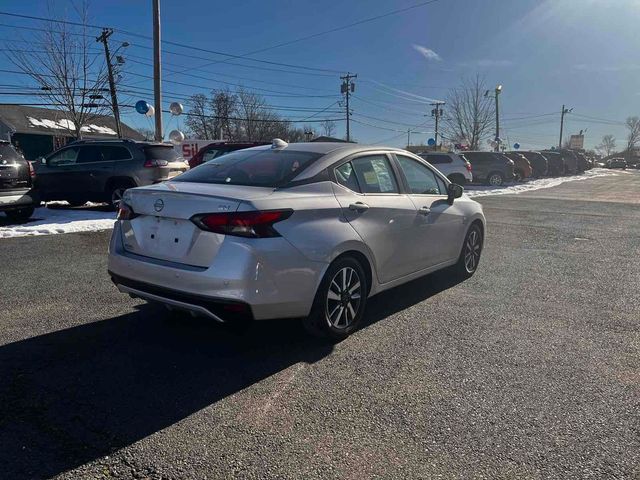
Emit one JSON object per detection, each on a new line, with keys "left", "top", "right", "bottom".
{"left": 1, "top": 171, "right": 638, "bottom": 479}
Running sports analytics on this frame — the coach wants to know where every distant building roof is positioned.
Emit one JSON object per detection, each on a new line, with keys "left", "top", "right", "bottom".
{"left": 0, "top": 104, "right": 144, "bottom": 140}
{"left": 311, "top": 135, "right": 350, "bottom": 143}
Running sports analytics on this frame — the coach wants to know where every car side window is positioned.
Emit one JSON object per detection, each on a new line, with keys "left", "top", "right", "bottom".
{"left": 47, "top": 146, "right": 80, "bottom": 166}
{"left": 102, "top": 146, "right": 132, "bottom": 161}
{"left": 335, "top": 161, "right": 361, "bottom": 192}
{"left": 350, "top": 155, "right": 399, "bottom": 194}
{"left": 202, "top": 148, "right": 223, "bottom": 163}
{"left": 76, "top": 146, "right": 104, "bottom": 164}
{"left": 426, "top": 154, "right": 452, "bottom": 165}
{"left": 396, "top": 155, "right": 443, "bottom": 195}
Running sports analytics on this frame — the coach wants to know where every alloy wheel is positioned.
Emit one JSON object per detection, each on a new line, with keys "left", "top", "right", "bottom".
{"left": 111, "top": 188, "right": 125, "bottom": 208}
{"left": 325, "top": 266, "right": 362, "bottom": 329}
{"left": 488, "top": 174, "right": 503, "bottom": 186}
{"left": 463, "top": 228, "right": 482, "bottom": 273}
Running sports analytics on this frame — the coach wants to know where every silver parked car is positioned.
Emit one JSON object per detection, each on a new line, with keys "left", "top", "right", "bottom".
{"left": 417, "top": 152, "right": 473, "bottom": 184}
{"left": 108, "top": 140, "right": 486, "bottom": 340}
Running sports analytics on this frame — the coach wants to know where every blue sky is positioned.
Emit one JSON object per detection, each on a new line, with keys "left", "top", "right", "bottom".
{"left": 1, "top": 0, "right": 639, "bottom": 150}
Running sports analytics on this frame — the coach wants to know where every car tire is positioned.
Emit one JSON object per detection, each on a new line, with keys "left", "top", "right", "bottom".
{"left": 107, "top": 183, "right": 131, "bottom": 210}
{"left": 303, "top": 256, "right": 368, "bottom": 341}
{"left": 486, "top": 172, "right": 504, "bottom": 186}
{"left": 5, "top": 206, "right": 35, "bottom": 223}
{"left": 451, "top": 223, "right": 483, "bottom": 279}
{"left": 514, "top": 170, "right": 524, "bottom": 182}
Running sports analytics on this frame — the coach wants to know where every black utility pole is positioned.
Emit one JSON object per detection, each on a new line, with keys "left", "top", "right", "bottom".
{"left": 152, "top": 0, "right": 163, "bottom": 142}
{"left": 494, "top": 85, "right": 502, "bottom": 151}
{"left": 559, "top": 105, "right": 573, "bottom": 149}
{"left": 341, "top": 73, "right": 357, "bottom": 142}
{"left": 96, "top": 28, "right": 122, "bottom": 138}
{"left": 430, "top": 101, "right": 445, "bottom": 148}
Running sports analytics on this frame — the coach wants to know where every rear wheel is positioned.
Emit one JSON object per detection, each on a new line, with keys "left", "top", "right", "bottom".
{"left": 5, "top": 206, "right": 34, "bottom": 223}
{"left": 303, "top": 256, "right": 368, "bottom": 341}
{"left": 486, "top": 172, "right": 504, "bottom": 186}
{"left": 451, "top": 223, "right": 483, "bottom": 278}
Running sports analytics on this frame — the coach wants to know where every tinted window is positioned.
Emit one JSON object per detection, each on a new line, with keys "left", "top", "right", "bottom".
{"left": 424, "top": 154, "right": 451, "bottom": 165}
{"left": 464, "top": 152, "right": 495, "bottom": 163}
{"left": 0, "top": 144, "right": 20, "bottom": 162}
{"left": 335, "top": 162, "right": 361, "bottom": 192}
{"left": 396, "top": 156, "right": 443, "bottom": 195}
{"left": 351, "top": 155, "right": 399, "bottom": 194}
{"left": 143, "top": 146, "right": 179, "bottom": 161}
{"left": 48, "top": 146, "right": 80, "bottom": 166}
{"left": 202, "top": 148, "right": 230, "bottom": 163}
{"left": 76, "top": 146, "right": 103, "bottom": 163}
{"left": 102, "top": 146, "right": 132, "bottom": 161}
{"left": 173, "top": 149, "right": 322, "bottom": 187}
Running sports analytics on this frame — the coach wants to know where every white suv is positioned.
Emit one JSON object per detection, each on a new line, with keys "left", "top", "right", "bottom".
{"left": 418, "top": 152, "right": 473, "bottom": 185}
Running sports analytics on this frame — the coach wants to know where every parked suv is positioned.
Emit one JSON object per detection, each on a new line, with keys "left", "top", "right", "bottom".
{"left": 606, "top": 158, "right": 627, "bottom": 169}
{"left": 558, "top": 150, "right": 579, "bottom": 175}
{"left": 518, "top": 151, "right": 548, "bottom": 177}
{"left": 188, "top": 141, "right": 269, "bottom": 169}
{"left": 35, "top": 140, "right": 188, "bottom": 208}
{"left": 0, "top": 140, "right": 38, "bottom": 222}
{"left": 461, "top": 151, "right": 515, "bottom": 186}
{"left": 417, "top": 152, "right": 472, "bottom": 184}
{"left": 503, "top": 152, "right": 533, "bottom": 181}
{"left": 540, "top": 151, "right": 565, "bottom": 176}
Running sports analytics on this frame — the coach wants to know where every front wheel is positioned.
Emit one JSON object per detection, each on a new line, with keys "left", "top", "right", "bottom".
{"left": 108, "top": 184, "right": 129, "bottom": 210}
{"left": 5, "top": 206, "right": 35, "bottom": 223}
{"left": 303, "top": 257, "right": 368, "bottom": 341}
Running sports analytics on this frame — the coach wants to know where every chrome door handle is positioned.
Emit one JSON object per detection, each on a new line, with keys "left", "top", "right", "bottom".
{"left": 349, "top": 202, "right": 370, "bottom": 212}
{"left": 418, "top": 206, "right": 431, "bottom": 216}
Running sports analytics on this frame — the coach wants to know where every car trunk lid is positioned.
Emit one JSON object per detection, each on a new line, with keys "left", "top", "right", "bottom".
{"left": 120, "top": 182, "right": 274, "bottom": 266}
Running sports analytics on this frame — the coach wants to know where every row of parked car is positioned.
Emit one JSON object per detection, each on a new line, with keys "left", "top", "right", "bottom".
{"left": 416, "top": 149, "right": 596, "bottom": 186}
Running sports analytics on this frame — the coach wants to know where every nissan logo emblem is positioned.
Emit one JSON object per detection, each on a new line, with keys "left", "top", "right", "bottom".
{"left": 154, "top": 199, "right": 164, "bottom": 212}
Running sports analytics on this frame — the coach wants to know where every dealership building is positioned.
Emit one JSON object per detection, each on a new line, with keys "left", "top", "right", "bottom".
{"left": 0, "top": 105, "right": 143, "bottom": 160}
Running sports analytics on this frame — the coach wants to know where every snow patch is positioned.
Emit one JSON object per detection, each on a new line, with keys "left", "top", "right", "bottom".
{"left": 27, "top": 117, "right": 117, "bottom": 135}
{"left": 464, "top": 168, "right": 618, "bottom": 198}
{"left": 0, "top": 204, "right": 116, "bottom": 239}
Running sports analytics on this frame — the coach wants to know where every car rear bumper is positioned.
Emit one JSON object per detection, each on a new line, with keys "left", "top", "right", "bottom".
{"left": 107, "top": 222, "right": 328, "bottom": 321}
{"left": 0, "top": 188, "right": 39, "bottom": 211}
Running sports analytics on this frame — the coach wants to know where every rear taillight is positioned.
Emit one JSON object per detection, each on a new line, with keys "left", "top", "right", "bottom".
{"left": 144, "top": 159, "right": 169, "bottom": 168}
{"left": 28, "top": 161, "right": 36, "bottom": 177}
{"left": 465, "top": 162, "right": 472, "bottom": 172}
{"left": 117, "top": 203, "right": 138, "bottom": 221}
{"left": 191, "top": 209, "right": 293, "bottom": 238}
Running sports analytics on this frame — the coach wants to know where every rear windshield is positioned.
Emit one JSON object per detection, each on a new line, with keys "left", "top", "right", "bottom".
{"left": 173, "top": 149, "right": 322, "bottom": 187}
{"left": 143, "top": 146, "right": 179, "bottom": 161}
{"left": 0, "top": 144, "right": 20, "bottom": 162}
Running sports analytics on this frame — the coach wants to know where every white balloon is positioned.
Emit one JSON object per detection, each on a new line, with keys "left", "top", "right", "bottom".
{"left": 169, "top": 129, "right": 185, "bottom": 145}
{"left": 169, "top": 102, "right": 184, "bottom": 116}
{"left": 145, "top": 105, "right": 155, "bottom": 117}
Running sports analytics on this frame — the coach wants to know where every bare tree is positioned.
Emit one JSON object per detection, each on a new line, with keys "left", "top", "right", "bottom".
{"left": 5, "top": 1, "right": 110, "bottom": 139}
{"left": 320, "top": 119, "right": 336, "bottom": 137}
{"left": 595, "top": 134, "right": 616, "bottom": 157}
{"left": 443, "top": 75, "right": 495, "bottom": 150}
{"left": 625, "top": 116, "right": 640, "bottom": 159}
{"left": 210, "top": 89, "right": 237, "bottom": 140}
{"left": 136, "top": 128, "right": 155, "bottom": 141}
{"left": 184, "top": 94, "right": 214, "bottom": 139}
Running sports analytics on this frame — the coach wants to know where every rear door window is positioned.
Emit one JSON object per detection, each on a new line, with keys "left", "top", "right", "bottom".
{"left": 424, "top": 154, "right": 452, "bottom": 165}
{"left": 350, "top": 155, "right": 399, "bottom": 194}
{"left": 172, "top": 149, "right": 322, "bottom": 187}
{"left": 102, "top": 146, "right": 132, "bottom": 161}
{"left": 335, "top": 162, "right": 361, "bottom": 192}
{"left": 77, "top": 146, "right": 103, "bottom": 164}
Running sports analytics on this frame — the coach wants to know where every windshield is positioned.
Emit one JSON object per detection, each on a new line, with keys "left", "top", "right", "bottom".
{"left": 172, "top": 149, "right": 322, "bottom": 187}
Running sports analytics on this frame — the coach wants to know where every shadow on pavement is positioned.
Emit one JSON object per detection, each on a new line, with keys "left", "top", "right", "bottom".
{"left": 0, "top": 270, "right": 464, "bottom": 478}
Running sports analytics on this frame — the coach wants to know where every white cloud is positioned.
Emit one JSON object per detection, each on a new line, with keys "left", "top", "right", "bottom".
{"left": 412, "top": 44, "right": 441, "bottom": 61}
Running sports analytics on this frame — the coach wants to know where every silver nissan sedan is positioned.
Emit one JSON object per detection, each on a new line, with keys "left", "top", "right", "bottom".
{"left": 108, "top": 140, "right": 485, "bottom": 340}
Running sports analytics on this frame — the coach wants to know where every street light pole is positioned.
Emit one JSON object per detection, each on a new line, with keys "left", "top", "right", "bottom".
{"left": 559, "top": 105, "right": 573, "bottom": 150}
{"left": 494, "top": 85, "right": 502, "bottom": 152}
{"left": 152, "top": 0, "right": 163, "bottom": 142}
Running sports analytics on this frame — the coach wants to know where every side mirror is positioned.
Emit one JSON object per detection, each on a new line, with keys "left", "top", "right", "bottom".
{"left": 447, "top": 183, "right": 464, "bottom": 205}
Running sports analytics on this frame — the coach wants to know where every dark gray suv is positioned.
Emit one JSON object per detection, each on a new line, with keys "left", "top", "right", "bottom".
{"left": 461, "top": 151, "right": 515, "bottom": 186}
{"left": 35, "top": 140, "right": 188, "bottom": 208}
{"left": 0, "top": 140, "right": 38, "bottom": 222}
